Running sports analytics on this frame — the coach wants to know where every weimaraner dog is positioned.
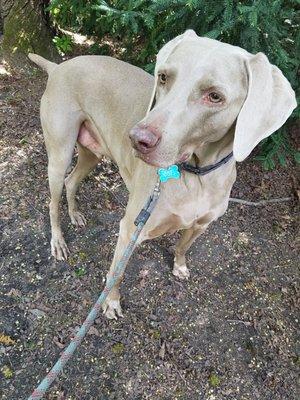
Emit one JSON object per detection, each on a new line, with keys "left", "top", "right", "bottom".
{"left": 29, "top": 30, "right": 296, "bottom": 319}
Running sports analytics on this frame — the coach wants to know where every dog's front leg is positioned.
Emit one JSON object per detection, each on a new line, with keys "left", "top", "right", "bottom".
{"left": 102, "top": 214, "right": 140, "bottom": 320}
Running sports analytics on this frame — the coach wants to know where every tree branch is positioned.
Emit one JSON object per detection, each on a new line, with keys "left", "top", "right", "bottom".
{"left": 229, "top": 197, "right": 292, "bottom": 206}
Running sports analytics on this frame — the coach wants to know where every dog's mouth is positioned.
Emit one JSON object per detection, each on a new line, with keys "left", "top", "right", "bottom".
{"left": 135, "top": 151, "right": 167, "bottom": 168}
{"left": 177, "top": 152, "right": 191, "bottom": 163}
{"left": 135, "top": 149, "right": 191, "bottom": 168}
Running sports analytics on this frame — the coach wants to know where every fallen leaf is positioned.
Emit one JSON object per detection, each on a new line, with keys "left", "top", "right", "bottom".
{"left": 87, "top": 326, "right": 100, "bottom": 336}
{"left": 6, "top": 288, "right": 21, "bottom": 297}
{"left": 0, "top": 333, "right": 16, "bottom": 346}
{"left": 53, "top": 336, "right": 66, "bottom": 349}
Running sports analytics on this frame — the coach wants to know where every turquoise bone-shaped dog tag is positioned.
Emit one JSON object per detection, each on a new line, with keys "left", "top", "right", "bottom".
{"left": 158, "top": 165, "right": 181, "bottom": 182}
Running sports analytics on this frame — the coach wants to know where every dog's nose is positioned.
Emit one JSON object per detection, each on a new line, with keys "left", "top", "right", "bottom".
{"left": 129, "top": 126, "right": 161, "bottom": 154}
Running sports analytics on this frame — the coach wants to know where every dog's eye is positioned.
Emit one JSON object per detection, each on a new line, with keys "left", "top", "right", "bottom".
{"left": 208, "top": 92, "right": 223, "bottom": 103}
{"left": 158, "top": 73, "right": 167, "bottom": 85}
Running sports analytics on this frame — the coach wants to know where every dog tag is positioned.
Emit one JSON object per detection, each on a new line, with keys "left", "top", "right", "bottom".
{"left": 158, "top": 165, "right": 181, "bottom": 182}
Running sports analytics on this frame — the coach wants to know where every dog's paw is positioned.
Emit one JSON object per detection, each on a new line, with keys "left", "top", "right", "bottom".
{"left": 102, "top": 298, "right": 124, "bottom": 320}
{"left": 51, "top": 236, "right": 69, "bottom": 260}
{"left": 69, "top": 211, "right": 87, "bottom": 228}
{"left": 172, "top": 263, "right": 190, "bottom": 280}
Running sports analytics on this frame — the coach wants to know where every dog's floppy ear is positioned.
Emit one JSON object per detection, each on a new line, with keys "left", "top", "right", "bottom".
{"left": 233, "top": 52, "right": 296, "bottom": 161}
{"left": 147, "top": 30, "right": 198, "bottom": 114}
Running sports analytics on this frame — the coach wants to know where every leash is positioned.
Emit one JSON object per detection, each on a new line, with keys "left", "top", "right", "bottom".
{"left": 28, "top": 180, "right": 161, "bottom": 400}
{"left": 27, "top": 152, "right": 233, "bottom": 399}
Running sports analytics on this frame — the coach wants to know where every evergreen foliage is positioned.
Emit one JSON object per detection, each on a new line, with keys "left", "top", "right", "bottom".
{"left": 49, "top": 0, "right": 299, "bottom": 167}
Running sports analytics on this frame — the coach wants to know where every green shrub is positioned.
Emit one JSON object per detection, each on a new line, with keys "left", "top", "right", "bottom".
{"left": 53, "top": 34, "right": 73, "bottom": 54}
{"left": 48, "top": 0, "right": 299, "bottom": 167}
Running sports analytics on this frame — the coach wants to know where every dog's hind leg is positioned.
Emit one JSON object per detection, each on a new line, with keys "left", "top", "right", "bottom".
{"left": 173, "top": 213, "right": 215, "bottom": 279}
{"left": 173, "top": 223, "right": 209, "bottom": 280}
{"left": 65, "top": 143, "right": 99, "bottom": 227}
{"left": 43, "top": 119, "right": 79, "bottom": 260}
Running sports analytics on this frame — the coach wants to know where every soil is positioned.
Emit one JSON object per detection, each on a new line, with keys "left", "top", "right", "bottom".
{"left": 0, "top": 62, "right": 299, "bottom": 400}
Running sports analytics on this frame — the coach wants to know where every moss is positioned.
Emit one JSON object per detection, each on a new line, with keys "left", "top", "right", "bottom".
{"left": 24, "top": 340, "right": 37, "bottom": 350}
{"left": 68, "top": 255, "right": 77, "bottom": 267}
{"left": 2, "top": 0, "right": 59, "bottom": 63}
{"left": 292, "top": 356, "right": 300, "bottom": 366}
{"left": 174, "top": 388, "right": 185, "bottom": 399}
{"left": 209, "top": 373, "right": 220, "bottom": 387}
{"left": 111, "top": 342, "right": 125, "bottom": 355}
{"left": 78, "top": 251, "right": 88, "bottom": 261}
{"left": 1, "top": 365, "right": 13, "bottom": 379}
{"left": 151, "top": 329, "right": 161, "bottom": 340}
{"left": 269, "top": 292, "right": 282, "bottom": 302}
{"left": 74, "top": 267, "right": 86, "bottom": 278}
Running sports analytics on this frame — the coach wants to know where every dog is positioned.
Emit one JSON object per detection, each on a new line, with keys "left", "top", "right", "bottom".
{"left": 29, "top": 30, "right": 296, "bottom": 319}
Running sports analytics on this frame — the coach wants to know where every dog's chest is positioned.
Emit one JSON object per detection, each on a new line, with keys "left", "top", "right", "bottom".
{"left": 145, "top": 176, "right": 228, "bottom": 239}
{"left": 164, "top": 186, "right": 213, "bottom": 226}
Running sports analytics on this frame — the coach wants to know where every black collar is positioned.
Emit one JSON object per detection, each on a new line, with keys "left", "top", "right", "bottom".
{"left": 178, "top": 151, "right": 234, "bottom": 176}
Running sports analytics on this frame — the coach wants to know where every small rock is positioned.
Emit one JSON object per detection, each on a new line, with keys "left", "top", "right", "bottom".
{"left": 149, "top": 314, "right": 158, "bottom": 321}
{"left": 159, "top": 341, "right": 166, "bottom": 360}
{"left": 29, "top": 308, "right": 46, "bottom": 318}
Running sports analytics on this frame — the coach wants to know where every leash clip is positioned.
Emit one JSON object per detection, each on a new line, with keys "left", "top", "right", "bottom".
{"left": 134, "top": 179, "right": 161, "bottom": 226}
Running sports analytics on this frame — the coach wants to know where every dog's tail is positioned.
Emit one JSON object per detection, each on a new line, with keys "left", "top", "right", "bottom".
{"left": 28, "top": 53, "right": 57, "bottom": 74}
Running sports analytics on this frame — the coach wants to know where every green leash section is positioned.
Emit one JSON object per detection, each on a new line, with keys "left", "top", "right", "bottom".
{"left": 27, "top": 176, "right": 166, "bottom": 399}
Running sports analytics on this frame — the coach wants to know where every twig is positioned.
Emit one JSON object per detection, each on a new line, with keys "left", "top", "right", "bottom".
{"left": 23, "top": 198, "right": 45, "bottom": 217}
{"left": 226, "top": 319, "right": 252, "bottom": 327}
{"left": 229, "top": 197, "right": 292, "bottom": 206}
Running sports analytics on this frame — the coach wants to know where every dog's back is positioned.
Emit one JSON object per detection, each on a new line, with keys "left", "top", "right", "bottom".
{"left": 28, "top": 53, "right": 154, "bottom": 260}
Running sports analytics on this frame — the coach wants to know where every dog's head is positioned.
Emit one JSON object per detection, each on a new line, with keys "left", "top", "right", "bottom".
{"left": 129, "top": 30, "right": 296, "bottom": 167}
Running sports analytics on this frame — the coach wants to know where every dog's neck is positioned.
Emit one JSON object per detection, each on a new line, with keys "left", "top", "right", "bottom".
{"left": 192, "top": 128, "right": 235, "bottom": 167}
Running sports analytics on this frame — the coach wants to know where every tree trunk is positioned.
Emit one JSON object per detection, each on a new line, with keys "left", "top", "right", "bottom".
{"left": 1, "top": 0, "right": 60, "bottom": 64}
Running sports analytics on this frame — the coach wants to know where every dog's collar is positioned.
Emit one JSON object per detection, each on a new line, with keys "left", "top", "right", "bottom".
{"left": 177, "top": 151, "right": 234, "bottom": 176}
{"left": 157, "top": 151, "right": 234, "bottom": 182}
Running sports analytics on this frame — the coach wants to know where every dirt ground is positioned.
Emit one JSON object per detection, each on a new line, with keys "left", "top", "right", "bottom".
{"left": 0, "top": 62, "right": 299, "bottom": 400}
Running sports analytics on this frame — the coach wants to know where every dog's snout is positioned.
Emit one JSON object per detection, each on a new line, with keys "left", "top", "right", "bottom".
{"left": 129, "top": 126, "right": 161, "bottom": 154}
